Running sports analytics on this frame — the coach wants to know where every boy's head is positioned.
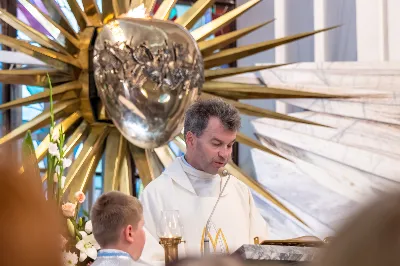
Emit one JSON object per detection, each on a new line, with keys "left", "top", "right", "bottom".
{"left": 91, "top": 191, "right": 145, "bottom": 260}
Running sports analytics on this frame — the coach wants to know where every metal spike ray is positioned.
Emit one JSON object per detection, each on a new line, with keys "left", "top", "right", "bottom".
{"left": 0, "top": 8, "right": 72, "bottom": 55}
{"left": 236, "top": 132, "right": 288, "bottom": 161}
{"left": 223, "top": 162, "right": 307, "bottom": 226}
{"left": 191, "top": 0, "right": 261, "bottom": 41}
{"left": 0, "top": 69, "right": 72, "bottom": 86}
{"left": 104, "top": 129, "right": 127, "bottom": 192}
{"left": 0, "top": 99, "right": 80, "bottom": 145}
{"left": 119, "top": 153, "right": 132, "bottom": 195}
{"left": 174, "top": 0, "right": 215, "bottom": 29}
{"left": 199, "top": 20, "right": 274, "bottom": 56}
{"left": 35, "top": 112, "right": 82, "bottom": 162}
{"left": 102, "top": 0, "right": 118, "bottom": 24}
{"left": 82, "top": 0, "right": 102, "bottom": 26}
{"left": 205, "top": 64, "right": 288, "bottom": 80}
{"left": 154, "top": 0, "right": 177, "bottom": 20}
{"left": 41, "top": 0, "right": 79, "bottom": 39}
{"left": 116, "top": 0, "right": 130, "bottom": 15}
{"left": 129, "top": 144, "right": 163, "bottom": 187}
{"left": 201, "top": 93, "right": 327, "bottom": 127}
{"left": 63, "top": 125, "right": 109, "bottom": 198}
{"left": 202, "top": 81, "right": 345, "bottom": 99}
{"left": 0, "top": 34, "right": 80, "bottom": 70}
{"left": 154, "top": 145, "right": 176, "bottom": 167}
{"left": 0, "top": 81, "right": 81, "bottom": 111}
{"left": 204, "top": 26, "right": 339, "bottom": 68}
{"left": 66, "top": 0, "right": 89, "bottom": 29}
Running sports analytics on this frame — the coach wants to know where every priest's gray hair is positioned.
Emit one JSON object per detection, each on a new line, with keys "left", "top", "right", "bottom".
{"left": 184, "top": 98, "right": 241, "bottom": 138}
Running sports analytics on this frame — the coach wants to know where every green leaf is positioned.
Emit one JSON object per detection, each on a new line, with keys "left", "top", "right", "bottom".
{"left": 21, "top": 130, "right": 41, "bottom": 187}
{"left": 82, "top": 209, "right": 90, "bottom": 218}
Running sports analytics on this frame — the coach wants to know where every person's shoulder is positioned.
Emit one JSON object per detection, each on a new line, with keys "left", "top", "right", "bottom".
{"left": 142, "top": 172, "right": 170, "bottom": 193}
{"left": 230, "top": 175, "right": 251, "bottom": 194}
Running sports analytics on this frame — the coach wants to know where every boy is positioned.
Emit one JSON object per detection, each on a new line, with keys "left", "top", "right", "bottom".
{"left": 91, "top": 191, "right": 147, "bottom": 266}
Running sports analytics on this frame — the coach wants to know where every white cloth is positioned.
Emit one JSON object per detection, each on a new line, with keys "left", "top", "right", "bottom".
{"left": 139, "top": 157, "right": 268, "bottom": 264}
{"left": 92, "top": 249, "right": 150, "bottom": 266}
{"left": 181, "top": 156, "right": 221, "bottom": 197}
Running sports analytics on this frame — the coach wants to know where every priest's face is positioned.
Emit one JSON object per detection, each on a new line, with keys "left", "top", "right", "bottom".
{"left": 187, "top": 117, "right": 236, "bottom": 174}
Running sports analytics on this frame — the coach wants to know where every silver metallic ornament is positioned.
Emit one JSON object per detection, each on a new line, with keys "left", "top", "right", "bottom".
{"left": 93, "top": 18, "right": 204, "bottom": 149}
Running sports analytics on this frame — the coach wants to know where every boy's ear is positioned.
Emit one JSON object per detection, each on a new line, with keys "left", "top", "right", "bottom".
{"left": 124, "top": 225, "right": 134, "bottom": 243}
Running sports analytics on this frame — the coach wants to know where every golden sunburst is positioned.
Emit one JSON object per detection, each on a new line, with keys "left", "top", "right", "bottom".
{"left": 0, "top": 0, "right": 344, "bottom": 226}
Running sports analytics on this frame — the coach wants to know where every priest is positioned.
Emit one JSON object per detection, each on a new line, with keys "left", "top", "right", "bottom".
{"left": 139, "top": 98, "right": 268, "bottom": 263}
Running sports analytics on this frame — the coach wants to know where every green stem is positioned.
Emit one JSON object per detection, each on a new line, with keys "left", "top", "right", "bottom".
{"left": 47, "top": 73, "right": 54, "bottom": 128}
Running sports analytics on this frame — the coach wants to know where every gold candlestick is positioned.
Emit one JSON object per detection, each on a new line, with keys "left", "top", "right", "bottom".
{"left": 159, "top": 237, "right": 185, "bottom": 264}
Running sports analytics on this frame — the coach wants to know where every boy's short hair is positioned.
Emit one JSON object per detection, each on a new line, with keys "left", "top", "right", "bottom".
{"left": 91, "top": 191, "right": 143, "bottom": 247}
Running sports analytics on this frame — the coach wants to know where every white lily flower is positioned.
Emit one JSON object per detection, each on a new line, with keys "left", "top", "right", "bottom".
{"left": 85, "top": 220, "right": 93, "bottom": 234}
{"left": 63, "top": 251, "right": 78, "bottom": 266}
{"left": 51, "top": 128, "right": 60, "bottom": 142}
{"left": 63, "top": 158, "right": 72, "bottom": 168}
{"left": 49, "top": 142, "right": 60, "bottom": 157}
{"left": 55, "top": 165, "right": 61, "bottom": 175}
{"left": 76, "top": 233, "right": 100, "bottom": 262}
{"left": 61, "top": 176, "right": 66, "bottom": 189}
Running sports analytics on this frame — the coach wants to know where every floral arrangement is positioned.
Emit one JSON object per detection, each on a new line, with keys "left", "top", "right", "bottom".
{"left": 23, "top": 75, "right": 100, "bottom": 266}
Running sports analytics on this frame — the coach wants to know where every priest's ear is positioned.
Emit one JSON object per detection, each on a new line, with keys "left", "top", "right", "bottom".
{"left": 185, "top": 131, "right": 197, "bottom": 148}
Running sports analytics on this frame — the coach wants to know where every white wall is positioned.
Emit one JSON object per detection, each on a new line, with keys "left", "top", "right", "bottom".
{"left": 356, "top": 0, "right": 400, "bottom": 61}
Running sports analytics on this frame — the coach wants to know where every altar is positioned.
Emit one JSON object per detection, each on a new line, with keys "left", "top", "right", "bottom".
{"left": 233, "top": 244, "right": 319, "bottom": 265}
{"left": 231, "top": 238, "right": 324, "bottom": 265}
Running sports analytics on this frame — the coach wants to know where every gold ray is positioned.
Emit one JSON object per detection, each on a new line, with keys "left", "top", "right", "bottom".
{"left": 0, "top": 81, "right": 81, "bottom": 111}
{"left": 63, "top": 125, "right": 110, "bottom": 197}
{"left": 129, "top": 0, "right": 143, "bottom": 10}
{"left": 145, "top": 0, "right": 157, "bottom": 15}
{"left": 41, "top": 120, "right": 90, "bottom": 183}
{"left": 205, "top": 64, "right": 287, "bottom": 80}
{"left": 174, "top": 0, "right": 215, "bottom": 29}
{"left": 35, "top": 112, "right": 82, "bottom": 162}
{"left": 104, "top": 129, "right": 127, "bottom": 192}
{"left": 153, "top": 0, "right": 177, "bottom": 20}
{"left": 0, "top": 69, "right": 72, "bottom": 86}
{"left": 201, "top": 93, "right": 326, "bottom": 127}
{"left": 18, "top": 0, "right": 80, "bottom": 55}
{"left": 66, "top": 0, "right": 89, "bottom": 29}
{"left": 154, "top": 145, "right": 176, "bottom": 167}
{"left": 39, "top": 13, "right": 80, "bottom": 55}
{"left": 236, "top": 132, "right": 287, "bottom": 160}
{"left": 41, "top": 0, "right": 79, "bottom": 39}
{"left": 119, "top": 153, "right": 132, "bottom": 195}
{"left": 0, "top": 34, "right": 80, "bottom": 70}
{"left": 63, "top": 121, "right": 90, "bottom": 157}
{"left": 203, "top": 81, "right": 341, "bottom": 99}
{"left": 172, "top": 135, "right": 186, "bottom": 153}
{"left": 66, "top": 140, "right": 105, "bottom": 202}
{"left": 82, "top": 0, "right": 102, "bottom": 26}
{"left": 130, "top": 145, "right": 163, "bottom": 187}
{"left": 102, "top": 0, "right": 118, "bottom": 24}
{"left": 199, "top": 20, "right": 274, "bottom": 56}
{"left": 77, "top": 28, "right": 95, "bottom": 70}
{"left": 191, "top": 0, "right": 261, "bottom": 41}
{"left": 223, "top": 162, "right": 306, "bottom": 225}
{"left": 116, "top": 0, "right": 130, "bottom": 15}
{"left": 145, "top": 149, "right": 163, "bottom": 181}
{"left": 204, "top": 26, "right": 338, "bottom": 68}
{"left": 0, "top": 8, "right": 71, "bottom": 55}
{"left": 0, "top": 99, "right": 80, "bottom": 145}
